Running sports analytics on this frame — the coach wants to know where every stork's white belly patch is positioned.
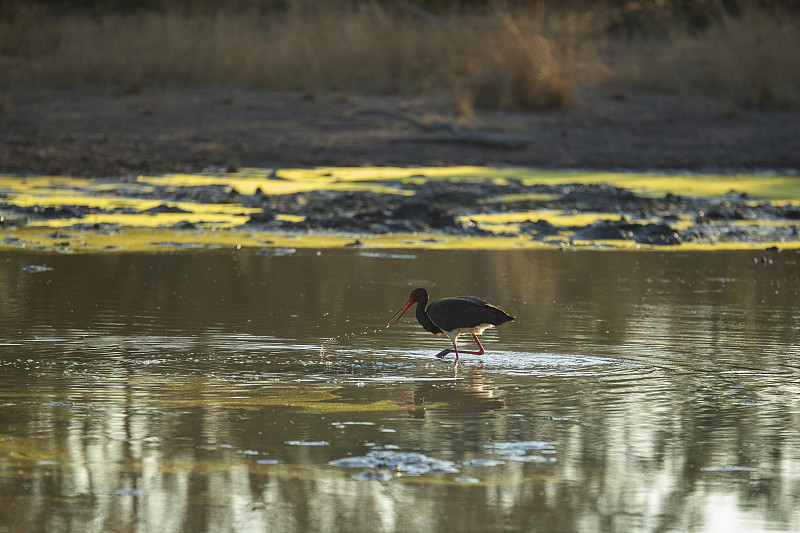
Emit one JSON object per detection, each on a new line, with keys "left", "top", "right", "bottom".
{"left": 445, "top": 324, "right": 495, "bottom": 337}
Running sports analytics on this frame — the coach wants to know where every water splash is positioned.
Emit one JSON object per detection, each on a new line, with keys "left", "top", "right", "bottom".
{"left": 318, "top": 326, "right": 387, "bottom": 357}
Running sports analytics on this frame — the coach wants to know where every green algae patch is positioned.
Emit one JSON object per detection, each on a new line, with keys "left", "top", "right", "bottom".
{"left": 0, "top": 226, "right": 545, "bottom": 253}
{"left": 108, "top": 376, "right": 405, "bottom": 415}
{"left": 142, "top": 168, "right": 415, "bottom": 196}
{"left": 260, "top": 166, "right": 800, "bottom": 201}
{"left": 0, "top": 226, "right": 351, "bottom": 253}
{"left": 27, "top": 210, "right": 256, "bottom": 230}
{"left": 498, "top": 170, "right": 800, "bottom": 201}
{"left": 467, "top": 210, "right": 638, "bottom": 229}
{"left": 270, "top": 166, "right": 800, "bottom": 202}
{"left": 0, "top": 434, "right": 60, "bottom": 468}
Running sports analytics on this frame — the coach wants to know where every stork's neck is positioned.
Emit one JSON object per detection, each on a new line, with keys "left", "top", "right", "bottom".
{"left": 415, "top": 298, "right": 441, "bottom": 334}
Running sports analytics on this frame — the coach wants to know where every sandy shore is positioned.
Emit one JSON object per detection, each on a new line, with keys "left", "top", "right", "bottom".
{"left": 2, "top": 87, "right": 799, "bottom": 177}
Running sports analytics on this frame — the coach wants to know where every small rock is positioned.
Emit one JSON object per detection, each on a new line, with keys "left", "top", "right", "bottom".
{"left": 142, "top": 204, "right": 191, "bottom": 214}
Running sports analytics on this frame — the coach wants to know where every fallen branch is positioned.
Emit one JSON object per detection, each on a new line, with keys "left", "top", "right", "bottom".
{"left": 358, "top": 106, "right": 459, "bottom": 133}
{"left": 358, "top": 106, "right": 528, "bottom": 149}
{"left": 398, "top": 132, "right": 530, "bottom": 149}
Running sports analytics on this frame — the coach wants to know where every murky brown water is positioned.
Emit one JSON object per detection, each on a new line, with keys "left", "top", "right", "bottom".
{"left": 1, "top": 248, "right": 799, "bottom": 532}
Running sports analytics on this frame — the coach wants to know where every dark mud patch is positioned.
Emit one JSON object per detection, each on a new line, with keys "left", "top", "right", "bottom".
{"left": 573, "top": 220, "right": 682, "bottom": 245}
{"left": 244, "top": 188, "right": 488, "bottom": 235}
{"left": 238, "top": 180, "right": 800, "bottom": 247}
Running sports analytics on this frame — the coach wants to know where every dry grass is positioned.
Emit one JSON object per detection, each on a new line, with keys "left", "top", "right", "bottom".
{"left": 0, "top": 3, "right": 600, "bottom": 112}
{"left": 614, "top": 7, "right": 800, "bottom": 109}
{"left": 1, "top": 2, "right": 799, "bottom": 110}
{"left": 692, "top": 9, "right": 800, "bottom": 109}
{"left": 456, "top": 8, "right": 604, "bottom": 111}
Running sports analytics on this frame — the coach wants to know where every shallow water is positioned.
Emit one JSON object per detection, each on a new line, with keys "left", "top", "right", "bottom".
{"left": 1, "top": 248, "right": 799, "bottom": 532}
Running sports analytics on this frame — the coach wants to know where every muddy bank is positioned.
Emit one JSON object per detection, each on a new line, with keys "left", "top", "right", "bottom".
{"left": 243, "top": 180, "right": 800, "bottom": 247}
{"left": 1, "top": 88, "right": 800, "bottom": 177}
{"left": 2, "top": 172, "right": 799, "bottom": 251}
{"left": 2, "top": 84, "right": 799, "bottom": 251}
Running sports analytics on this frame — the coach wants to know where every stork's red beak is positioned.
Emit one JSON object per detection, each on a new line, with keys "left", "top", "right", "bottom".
{"left": 387, "top": 297, "right": 415, "bottom": 326}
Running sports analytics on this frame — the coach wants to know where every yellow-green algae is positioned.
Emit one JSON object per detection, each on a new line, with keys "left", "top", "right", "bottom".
{"left": 143, "top": 168, "right": 417, "bottom": 196}
{"left": 233, "top": 166, "right": 800, "bottom": 200}
{"left": 465, "top": 210, "right": 700, "bottom": 236}
{"left": 0, "top": 376, "right": 405, "bottom": 414}
{"left": 1, "top": 168, "right": 799, "bottom": 253}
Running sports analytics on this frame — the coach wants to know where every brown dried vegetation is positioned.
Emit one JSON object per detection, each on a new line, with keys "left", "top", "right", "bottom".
{"left": 1, "top": 1, "right": 798, "bottom": 111}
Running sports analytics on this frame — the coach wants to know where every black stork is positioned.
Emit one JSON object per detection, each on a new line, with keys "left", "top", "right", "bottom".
{"left": 387, "top": 288, "right": 514, "bottom": 364}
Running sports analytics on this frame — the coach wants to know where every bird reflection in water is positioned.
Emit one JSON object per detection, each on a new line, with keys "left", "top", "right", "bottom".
{"left": 394, "top": 367, "right": 505, "bottom": 418}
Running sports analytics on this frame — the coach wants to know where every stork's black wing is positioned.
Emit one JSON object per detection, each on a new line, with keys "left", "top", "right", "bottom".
{"left": 426, "top": 296, "right": 514, "bottom": 333}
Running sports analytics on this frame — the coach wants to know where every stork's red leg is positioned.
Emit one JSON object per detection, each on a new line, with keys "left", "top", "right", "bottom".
{"left": 435, "top": 333, "right": 484, "bottom": 362}
{"left": 436, "top": 339, "right": 460, "bottom": 360}
{"left": 456, "top": 333, "right": 485, "bottom": 355}
{"left": 473, "top": 334, "right": 485, "bottom": 355}
{"left": 435, "top": 336, "right": 462, "bottom": 363}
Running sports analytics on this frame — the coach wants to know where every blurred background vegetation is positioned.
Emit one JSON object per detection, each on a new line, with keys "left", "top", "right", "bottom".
{"left": 2, "top": 0, "right": 799, "bottom": 111}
